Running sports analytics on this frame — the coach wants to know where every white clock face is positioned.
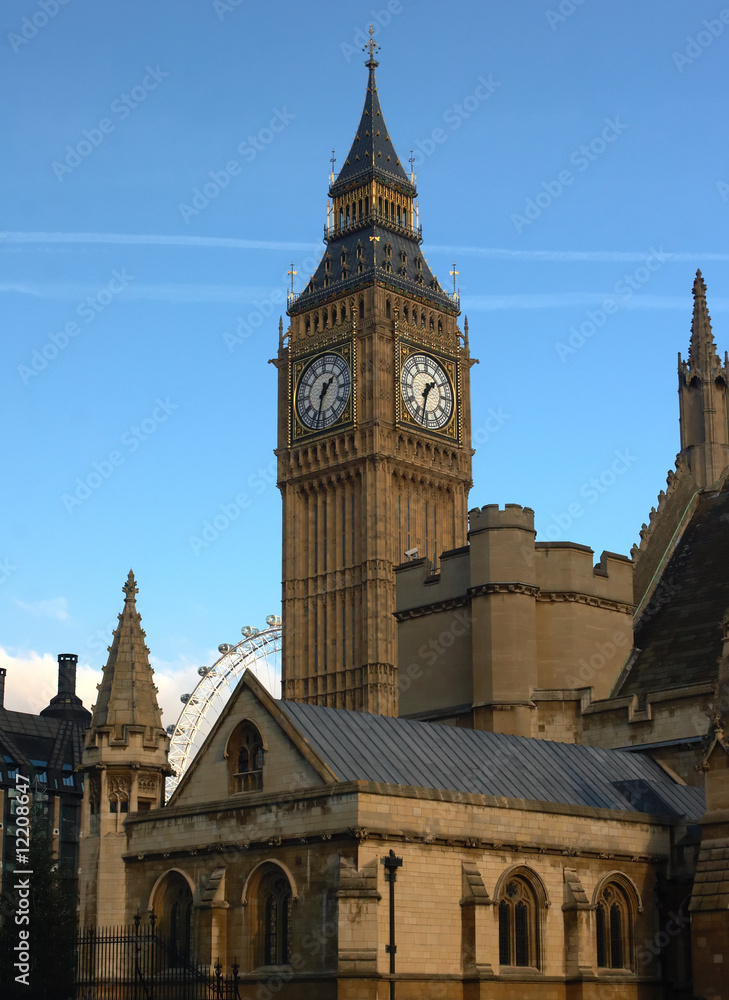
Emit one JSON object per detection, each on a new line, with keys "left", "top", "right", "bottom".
{"left": 296, "top": 353, "right": 351, "bottom": 431}
{"left": 401, "top": 353, "right": 454, "bottom": 431}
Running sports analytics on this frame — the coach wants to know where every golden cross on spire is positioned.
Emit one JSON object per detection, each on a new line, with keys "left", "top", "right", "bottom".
{"left": 364, "top": 24, "right": 380, "bottom": 61}
{"left": 287, "top": 262, "right": 297, "bottom": 296}
{"left": 450, "top": 263, "right": 459, "bottom": 295}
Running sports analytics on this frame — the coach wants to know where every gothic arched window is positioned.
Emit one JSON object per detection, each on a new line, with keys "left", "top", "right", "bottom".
{"left": 596, "top": 883, "right": 633, "bottom": 970}
{"left": 227, "top": 721, "right": 264, "bottom": 793}
{"left": 264, "top": 876, "right": 291, "bottom": 965}
{"left": 246, "top": 864, "right": 294, "bottom": 970}
{"left": 498, "top": 876, "right": 540, "bottom": 969}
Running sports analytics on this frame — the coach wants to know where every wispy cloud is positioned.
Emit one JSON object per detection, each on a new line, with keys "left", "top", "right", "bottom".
{"left": 2, "top": 232, "right": 728, "bottom": 264}
{"left": 14, "top": 597, "right": 70, "bottom": 621}
{"left": 461, "top": 293, "right": 729, "bottom": 311}
{"left": 0, "top": 279, "right": 289, "bottom": 304}
{"left": 431, "top": 246, "right": 729, "bottom": 263}
{"left": 0, "top": 231, "right": 320, "bottom": 253}
{"left": 0, "top": 647, "right": 98, "bottom": 715}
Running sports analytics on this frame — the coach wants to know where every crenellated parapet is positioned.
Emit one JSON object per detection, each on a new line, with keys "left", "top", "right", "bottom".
{"left": 396, "top": 499, "right": 633, "bottom": 734}
{"left": 468, "top": 502, "right": 535, "bottom": 534}
{"left": 631, "top": 453, "right": 699, "bottom": 614}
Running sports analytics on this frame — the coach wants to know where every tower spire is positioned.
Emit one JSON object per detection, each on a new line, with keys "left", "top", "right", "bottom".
{"left": 79, "top": 571, "right": 170, "bottom": 930}
{"left": 90, "top": 569, "right": 165, "bottom": 735}
{"left": 688, "top": 269, "right": 721, "bottom": 373}
{"left": 678, "top": 270, "right": 729, "bottom": 488}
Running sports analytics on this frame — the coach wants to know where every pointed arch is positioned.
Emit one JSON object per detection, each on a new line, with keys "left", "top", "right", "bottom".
{"left": 591, "top": 871, "right": 642, "bottom": 913}
{"left": 241, "top": 860, "right": 298, "bottom": 971}
{"left": 148, "top": 869, "right": 195, "bottom": 965}
{"left": 493, "top": 865, "right": 549, "bottom": 970}
{"left": 592, "top": 872, "right": 640, "bottom": 971}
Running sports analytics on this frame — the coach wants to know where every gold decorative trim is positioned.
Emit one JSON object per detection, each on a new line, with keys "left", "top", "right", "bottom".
{"left": 289, "top": 339, "right": 356, "bottom": 445}
{"left": 395, "top": 336, "right": 461, "bottom": 444}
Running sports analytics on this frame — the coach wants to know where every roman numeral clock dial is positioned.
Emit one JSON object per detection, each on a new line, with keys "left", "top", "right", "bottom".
{"left": 295, "top": 351, "right": 352, "bottom": 433}
{"left": 400, "top": 352, "right": 454, "bottom": 432}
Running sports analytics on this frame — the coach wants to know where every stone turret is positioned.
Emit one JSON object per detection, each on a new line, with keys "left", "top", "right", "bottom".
{"left": 78, "top": 571, "right": 170, "bottom": 929}
{"left": 395, "top": 503, "right": 633, "bottom": 738}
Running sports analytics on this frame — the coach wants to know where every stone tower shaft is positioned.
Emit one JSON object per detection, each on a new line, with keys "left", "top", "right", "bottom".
{"left": 275, "top": 47, "right": 474, "bottom": 715}
{"left": 78, "top": 571, "right": 170, "bottom": 929}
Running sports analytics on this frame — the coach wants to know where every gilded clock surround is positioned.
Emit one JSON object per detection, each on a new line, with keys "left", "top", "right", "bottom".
{"left": 290, "top": 340, "right": 355, "bottom": 443}
{"left": 396, "top": 338, "right": 460, "bottom": 442}
{"left": 273, "top": 47, "right": 474, "bottom": 716}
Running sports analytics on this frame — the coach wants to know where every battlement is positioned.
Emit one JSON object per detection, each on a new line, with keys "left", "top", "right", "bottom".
{"left": 468, "top": 503, "right": 535, "bottom": 534}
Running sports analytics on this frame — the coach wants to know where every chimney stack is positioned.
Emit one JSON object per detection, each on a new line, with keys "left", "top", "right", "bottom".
{"left": 39, "top": 653, "right": 91, "bottom": 724}
{"left": 0, "top": 667, "right": 5, "bottom": 708}
{"left": 57, "top": 653, "right": 78, "bottom": 696}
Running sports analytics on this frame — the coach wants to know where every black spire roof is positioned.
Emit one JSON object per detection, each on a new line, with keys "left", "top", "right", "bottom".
{"left": 330, "top": 53, "right": 415, "bottom": 198}
{"left": 289, "top": 45, "right": 457, "bottom": 317}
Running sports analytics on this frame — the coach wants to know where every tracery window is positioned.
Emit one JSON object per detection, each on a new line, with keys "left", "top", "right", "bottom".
{"left": 228, "top": 721, "right": 264, "bottom": 793}
{"left": 498, "top": 877, "right": 539, "bottom": 968}
{"left": 596, "top": 883, "right": 633, "bottom": 970}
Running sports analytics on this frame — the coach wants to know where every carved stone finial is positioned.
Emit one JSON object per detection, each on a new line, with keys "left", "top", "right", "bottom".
{"left": 123, "top": 569, "right": 138, "bottom": 603}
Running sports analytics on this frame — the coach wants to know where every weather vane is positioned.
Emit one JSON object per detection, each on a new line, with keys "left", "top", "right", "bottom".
{"left": 450, "top": 263, "right": 459, "bottom": 298}
{"left": 329, "top": 150, "right": 336, "bottom": 183}
{"left": 364, "top": 24, "right": 380, "bottom": 61}
{"left": 287, "top": 262, "right": 297, "bottom": 297}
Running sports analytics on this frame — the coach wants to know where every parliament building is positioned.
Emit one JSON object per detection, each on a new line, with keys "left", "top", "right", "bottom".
{"left": 69, "top": 44, "right": 729, "bottom": 1000}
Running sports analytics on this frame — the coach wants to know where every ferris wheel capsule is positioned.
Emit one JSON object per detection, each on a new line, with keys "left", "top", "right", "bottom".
{"left": 218, "top": 643, "right": 233, "bottom": 654}
{"left": 241, "top": 625, "right": 259, "bottom": 637}
{"left": 265, "top": 614, "right": 282, "bottom": 626}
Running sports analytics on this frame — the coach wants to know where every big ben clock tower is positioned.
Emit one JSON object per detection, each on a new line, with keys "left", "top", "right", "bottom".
{"left": 274, "top": 33, "right": 474, "bottom": 715}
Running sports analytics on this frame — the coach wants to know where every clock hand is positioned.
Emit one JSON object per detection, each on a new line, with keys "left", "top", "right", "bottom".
{"left": 316, "top": 377, "right": 334, "bottom": 427}
{"left": 419, "top": 381, "right": 436, "bottom": 422}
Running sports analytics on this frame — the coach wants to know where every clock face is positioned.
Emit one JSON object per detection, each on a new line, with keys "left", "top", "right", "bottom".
{"left": 400, "top": 353, "right": 454, "bottom": 431}
{"left": 296, "top": 352, "right": 352, "bottom": 431}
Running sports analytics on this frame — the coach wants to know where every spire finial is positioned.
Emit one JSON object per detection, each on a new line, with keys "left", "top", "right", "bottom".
{"left": 329, "top": 149, "right": 336, "bottom": 184}
{"left": 123, "top": 569, "right": 138, "bottom": 603}
{"left": 450, "top": 262, "right": 459, "bottom": 300}
{"left": 694, "top": 268, "right": 707, "bottom": 297}
{"left": 364, "top": 24, "right": 380, "bottom": 67}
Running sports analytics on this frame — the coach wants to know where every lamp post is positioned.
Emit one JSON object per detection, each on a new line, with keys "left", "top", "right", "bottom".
{"left": 381, "top": 849, "right": 403, "bottom": 999}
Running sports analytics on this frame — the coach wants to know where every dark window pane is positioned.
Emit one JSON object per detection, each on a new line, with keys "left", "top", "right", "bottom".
{"left": 596, "top": 903, "right": 607, "bottom": 967}
{"left": 499, "top": 901, "right": 510, "bottom": 965}
{"left": 610, "top": 904, "right": 623, "bottom": 969}
{"left": 515, "top": 901, "right": 529, "bottom": 966}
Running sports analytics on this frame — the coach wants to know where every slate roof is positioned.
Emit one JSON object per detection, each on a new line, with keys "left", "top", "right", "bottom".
{"left": 279, "top": 700, "right": 704, "bottom": 820}
{"left": 330, "top": 57, "right": 414, "bottom": 197}
{"left": 291, "top": 224, "right": 454, "bottom": 315}
{"left": 689, "top": 835, "right": 729, "bottom": 912}
{"left": 617, "top": 476, "right": 729, "bottom": 697}
{"left": 0, "top": 707, "right": 87, "bottom": 793}
{"left": 289, "top": 57, "right": 456, "bottom": 316}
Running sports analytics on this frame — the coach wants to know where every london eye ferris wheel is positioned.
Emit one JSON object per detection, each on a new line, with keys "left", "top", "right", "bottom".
{"left": 165, "top": 616, "right": 282, "bottom": 798}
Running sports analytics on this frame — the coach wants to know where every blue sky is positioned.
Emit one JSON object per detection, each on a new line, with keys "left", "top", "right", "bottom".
{"left": 2, "top": 0, "right": 728, "bottom": 724}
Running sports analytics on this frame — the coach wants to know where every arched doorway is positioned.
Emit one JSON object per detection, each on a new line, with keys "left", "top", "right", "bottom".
{"left": 151, "top": 870, "right": 194, "bottom": 966}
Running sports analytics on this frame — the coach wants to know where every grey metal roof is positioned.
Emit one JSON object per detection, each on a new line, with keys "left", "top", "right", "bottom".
{"left": 278, "top": 700, "right": 705, "bottom": 820}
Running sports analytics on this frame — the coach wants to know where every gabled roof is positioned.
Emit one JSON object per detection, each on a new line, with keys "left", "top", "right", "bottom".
{"left": 617, "top": 475, "right": 729, "bottom": 697}
{"left": 277, "top": 697, "right": 704, "bottom": 819}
